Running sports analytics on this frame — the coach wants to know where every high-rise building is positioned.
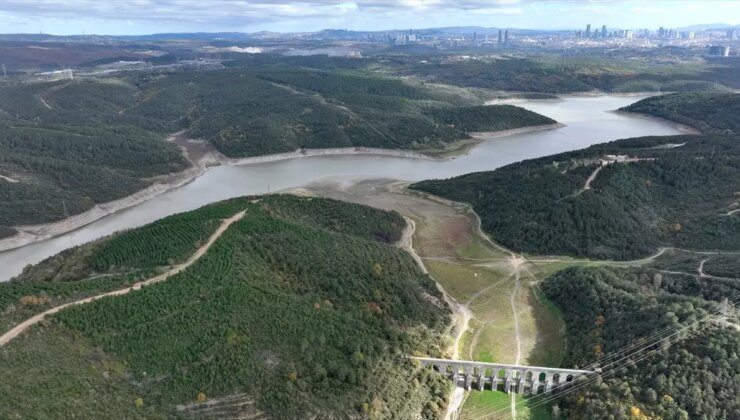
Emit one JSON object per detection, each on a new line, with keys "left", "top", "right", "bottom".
{"left": 658, "top": 27, "right": 665, "bottom": 38}
{"left": 709, "top": 45, "right": 731, "bottom": 56}
{"left": 498, "top": 29, "right": 503, "bottom": 43}
{"left": 729, "top": 29, "right": 738, "bottom": 40}
{"left": 504, "top": 30, "right": 509, "bottom": 44}
{"left": 586, "top": 24, "right": 591, "bottom": 38}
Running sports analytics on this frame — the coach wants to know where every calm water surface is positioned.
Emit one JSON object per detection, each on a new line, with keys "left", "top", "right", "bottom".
{"left": 0, "top": 95, "right": 688, "bottom": 281}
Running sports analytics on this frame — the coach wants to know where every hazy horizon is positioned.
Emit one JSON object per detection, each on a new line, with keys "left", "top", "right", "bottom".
{"left": 0, "top": 0, "right": 738, "bottom": 36}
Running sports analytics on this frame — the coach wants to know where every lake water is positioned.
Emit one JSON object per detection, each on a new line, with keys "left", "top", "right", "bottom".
{"left": 0, "top": 95, "right": 688, "bottom": 281}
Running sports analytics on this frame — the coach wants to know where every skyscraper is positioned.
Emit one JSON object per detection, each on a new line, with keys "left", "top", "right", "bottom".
{"left": 504, "top": 30, "right": 509, "bottom": 44}
{"left": 586, "top": 24, "right": 591, "bottom": 38}
{"left": 498, "top": 29, "right": 503, "bottom": 43}
{"left": 602, "top": 25, "right": 607, "bottom": 38}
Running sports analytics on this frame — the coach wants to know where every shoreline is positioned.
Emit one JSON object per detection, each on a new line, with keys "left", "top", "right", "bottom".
{"left": 470, "top": 122, "right": 565, "bottom": 139}
{"left": 219, "top": 145, "right": 447, "bottom": 166}
{"left": 0, "top": 123, "right": 560, "bottom": 253}
{"left": 0, "top": 163, "right": 208, "bottom": 254}
{"left": 610, "top": 109, "right": 702, "bottom": 135}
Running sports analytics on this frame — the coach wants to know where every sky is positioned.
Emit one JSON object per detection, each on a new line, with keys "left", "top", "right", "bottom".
{"left": 0, "top": 0, "right": 737, "bottom": 35}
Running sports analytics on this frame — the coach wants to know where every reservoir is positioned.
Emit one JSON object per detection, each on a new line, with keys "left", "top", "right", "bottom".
{"left": 0, "top": 95, "right": 690, "bottom": 281}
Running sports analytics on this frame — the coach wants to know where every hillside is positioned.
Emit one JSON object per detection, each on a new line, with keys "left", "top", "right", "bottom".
{"left": 178, "top": 68, "right": 555, "bottom": 157}
{"left": 622, "top": 92, "right": 740, "bottom": 134}
{"left": 0, "top": 62, "right": 556, "bottom": 235}
{"left": 0, "top": 195, "right": 451, "bottom": 418}
{"left": 388, "top": 54, "right": 739, "bottom": 94}
{"left": 412, "top": 133, "right": 740, "bottom": 260}
{"left": 542, "top": 264, "right": 739, "bottom": 419}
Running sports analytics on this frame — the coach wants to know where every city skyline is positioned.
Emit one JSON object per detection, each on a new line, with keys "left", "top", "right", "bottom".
{"left": 0, "top": 0, "right": 738, "bottom": 36}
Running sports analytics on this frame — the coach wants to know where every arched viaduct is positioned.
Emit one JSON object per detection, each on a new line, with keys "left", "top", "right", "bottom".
{"left": 414, "top": 357, "right": 594, "bottom": 394}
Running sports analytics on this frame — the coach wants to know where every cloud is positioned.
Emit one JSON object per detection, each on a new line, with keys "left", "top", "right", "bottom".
{"left": 0, "top": 0, "right": 537, "bottom": 26}
{"left": 0, "top": 1, "right": 733, "bottom": 34}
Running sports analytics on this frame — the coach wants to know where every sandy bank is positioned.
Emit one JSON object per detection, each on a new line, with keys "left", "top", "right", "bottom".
{"left": 221, "top": 146, "right": 446, "bottom": 166}
{"left": 470, "top": 122, "right": 565, "bottom": 139}
{"left": 0, "top": 164, "right": 207, "bottom": 253}
{"left": 610, "top": 110, "right": 702, "bottom": 135}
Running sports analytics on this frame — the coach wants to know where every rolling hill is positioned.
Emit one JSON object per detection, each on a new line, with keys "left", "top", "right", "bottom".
{"left": 0, "top": 195, "right": 451, "bottom": 418}
{"left": 622, "top": 92, "right": 740, "bottom": 134}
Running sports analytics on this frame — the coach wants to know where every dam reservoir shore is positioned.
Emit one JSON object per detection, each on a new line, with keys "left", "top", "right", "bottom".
{"left": 0, "top": 95, "right": 693, "bottom": 281}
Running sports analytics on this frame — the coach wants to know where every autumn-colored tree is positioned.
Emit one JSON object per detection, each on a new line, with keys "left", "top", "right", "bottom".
{"left": 372, "top": 263, "right": 383, "bottom": 278}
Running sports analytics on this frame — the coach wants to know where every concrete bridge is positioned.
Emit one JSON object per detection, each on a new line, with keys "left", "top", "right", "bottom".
{"left": 414, "top": 357, "right": 594, "bottom": 395}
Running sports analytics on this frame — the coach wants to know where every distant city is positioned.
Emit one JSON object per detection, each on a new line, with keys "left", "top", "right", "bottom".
{"left": 368, "top": 24, "right": 740, "bottom": 57}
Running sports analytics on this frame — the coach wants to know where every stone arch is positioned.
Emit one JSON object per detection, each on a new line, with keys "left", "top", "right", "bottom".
{"left": 495, "top": 380, "right": 506, "bottom": 392}
{"left": 566, "top": 374, "right": 574, "bottom": 382}
{"left": 497, "top": 369, "right": 507, "bottom": 379}
{"left": 538, "top": 372, "right": 548, "bottom": 382}
{"left": 552, "top": 373, "right": 561, "bottom": 383}
{"left": 524, "top": 371, "right": 533, "bottom": 381}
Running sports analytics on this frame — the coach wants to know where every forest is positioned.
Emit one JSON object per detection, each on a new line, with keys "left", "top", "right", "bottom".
{"left": 542, "top": 265, "right": 739, "bottom": 419}
{"left": 0, "top": 195, "right": 452, "bottom": 419}
{"left": 170, "top": 67, "right": 554, "bottom": 156}
{"left": 0, "top": 60, "right": 555, "bottom": 232}
{"left": 386, "top": 54, "right": 739, "bottom": 94}
{"left": 622, "top": 92, "right": 740, "bottom": 134}
{"left": 412, "top": 133, "right": 740, "bottom": 260}
{"left": 0, "top": 79, "right": 190, "bottom": 237}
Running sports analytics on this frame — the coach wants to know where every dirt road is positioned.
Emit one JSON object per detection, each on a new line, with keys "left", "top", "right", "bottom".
{"left": 0, "top": 210, "right": 246, "bottom": 347}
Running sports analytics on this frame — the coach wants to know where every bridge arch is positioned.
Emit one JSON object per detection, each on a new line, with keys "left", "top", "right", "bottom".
{"left": 413, "top": 357, "right": 593, "bottom": 395}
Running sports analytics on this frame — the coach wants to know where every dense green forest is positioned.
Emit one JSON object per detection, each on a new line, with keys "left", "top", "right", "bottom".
{"left": 392, "top": 57, "right": 594, "bottom": 93}
{"left": 542, "top": 265, "right": 739, "bottom": 419}
{"left": 0, "top": 78, "right": 190, "bottom": 236}
{"left": 412, "top": 133, "right": 740, "bottom": 260}
{"left": 0, "top": 61, "right": 555, "bottom": 231}
{"left": 170, "top": 68, "right": 553, "bottom": 156}
{"left": 387, "top": 54, "right": 738, "bottom": 94}
{"left": 622, "top": 92, "right": 740, "bottom": 134}
{"left": 0, "top": 195, "right": 451, "bottom": 419}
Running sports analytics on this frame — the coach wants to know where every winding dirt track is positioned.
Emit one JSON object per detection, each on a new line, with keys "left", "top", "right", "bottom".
{"left": 0, "top": 210, "right": 246, "bottom": 347}
{"left": 398, "top": 216, "right": 470, "bottom": 420}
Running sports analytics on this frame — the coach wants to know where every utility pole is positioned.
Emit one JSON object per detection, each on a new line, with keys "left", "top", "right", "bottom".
{"left": 720, "top": 298, "right": 730, "bottom": 322}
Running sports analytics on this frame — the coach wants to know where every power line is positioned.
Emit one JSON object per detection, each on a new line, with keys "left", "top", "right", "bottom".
{"left": 462, "top": 295, "right": 738, "bottom": 419}
{"left": 465, "top": 296, "right": 737, "bottom": 419}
